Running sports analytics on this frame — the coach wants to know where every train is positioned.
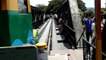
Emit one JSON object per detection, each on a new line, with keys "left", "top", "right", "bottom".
{"left": 0, "top": 0, "right": 105, "bottom": 60}
{"left": 0, "top": 0, "right": 34, "bottom": 46}
{"left": 0, "top": 0, "right": 88, "bottom": 50}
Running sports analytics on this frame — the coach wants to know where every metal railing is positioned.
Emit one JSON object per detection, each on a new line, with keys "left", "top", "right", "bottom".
{"left": 36, "top": 19, "right": 53, "bottom": 54}
{"left": 47, "top": 20, "right": 53, "bottom": 55}
{"left": 76, "top": 30, "right": 106, "bottom": 60}
{"left": 62, "top": 22, "right": 106, "bottom": 59}
{"left": 63, "top": 23, "right": 77, "bottom": 49}
{"left": 38, "top": 20, "right": 50, "bottom": 39}
{"left": 32, "top": 20, "right": 43, "bottom": 29}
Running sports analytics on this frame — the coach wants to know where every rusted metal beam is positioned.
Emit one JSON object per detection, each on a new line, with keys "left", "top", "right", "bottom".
{"left": 95, "top": 0, "right": 102, "bottom": 60}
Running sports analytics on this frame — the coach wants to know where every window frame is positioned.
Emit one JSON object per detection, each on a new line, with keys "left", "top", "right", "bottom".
{"left": 18, "top": 0, "right": 28, "bottom": 14}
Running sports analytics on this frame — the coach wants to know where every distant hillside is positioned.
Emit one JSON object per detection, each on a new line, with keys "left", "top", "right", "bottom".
{"left": 87, "top": 7, "right": 95, "bottom": 11}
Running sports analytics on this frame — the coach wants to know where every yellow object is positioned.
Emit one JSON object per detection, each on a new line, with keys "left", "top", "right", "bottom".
{"left": 33, "top": 29, "right": 38, "bottom": 38}
{"left": 36, "top": 42, "right": 47, "bottom": 48}
{"left": 27, "top": 0, "right": 31, "bottom": 12}
{"left": 82, "top": 25, "right": 85, "bottom": 28}
{"left": 8, "top": 0, "right": 18, "bottom": 11}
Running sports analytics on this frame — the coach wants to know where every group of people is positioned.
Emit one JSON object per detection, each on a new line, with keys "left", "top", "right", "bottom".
{"left": 83, "top": 13, "right": 106, "bottom": 54}
{"left": 83, "top": 14, "right": 95, "bottom": 54}
{"left": 43, "top": 14, "right": 64, "bottom": 34}
{"left": 83, "top": 14, "right": 94, "bottom": 41}
{"left": 53, "top": 14, "right": 64, "bottom": 34}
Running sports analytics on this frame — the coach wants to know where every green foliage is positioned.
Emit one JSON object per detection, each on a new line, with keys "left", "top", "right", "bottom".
{"left": 36, "top": 4, "right": 47, "bottom": 12}
{"left": 101, "top": 8, "right": 106, "bottom": 14}
{"left": 46, "top": 0, "right": 64, "bottom": 13}
{"left": 46, "top": 0, "right": 87, "bottom": 13}
{"left": 77, "top": 0, "right": 87, "bottom": 12}
{"left": 84, "top": 10, "right": 94, "bottom": 17}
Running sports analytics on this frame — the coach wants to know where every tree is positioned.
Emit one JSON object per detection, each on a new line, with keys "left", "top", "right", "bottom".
{"left": 84, "top": 10, "right": 94, "bottom": 17}
{"left": 46, "top": 0, "right": 64, "bottom": 13}
{"left": 101, "top": 8, "right": 106, "bottom": 14}
{"left": 36, "top": 4, "right": 47, "bottom": 12}
{"left": 46, "top": 0, "right": 87, "bottom": 13}
{"left": 77, "top": 0, "right": 87, "bottom": 12}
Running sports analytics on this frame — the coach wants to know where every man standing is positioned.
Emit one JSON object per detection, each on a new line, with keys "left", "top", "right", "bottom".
{"left": 84, "top": 14, "right": 94, "bottom": 41}
{"left": 84, "top": 14, "right": 94, "bottom": 54}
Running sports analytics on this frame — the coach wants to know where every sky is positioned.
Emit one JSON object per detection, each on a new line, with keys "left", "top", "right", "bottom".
{"left": 30, "top": 0, "right": 51, "bottom": 6}
{"left": 82, "top": 0, "right": 106, "bottom": 8}
{"left": 30, "top": 0, "right": 106, "bottom": 8}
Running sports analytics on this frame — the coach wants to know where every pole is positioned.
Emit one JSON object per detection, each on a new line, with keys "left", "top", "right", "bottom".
{"left": 95, "top": 0, "right": 102, "bottom": 60}
{"left": 105, "top": 3, "right": 106, "bottom": 8}
{"left": 105, "top": 0, "right": 106, "bottom": 8}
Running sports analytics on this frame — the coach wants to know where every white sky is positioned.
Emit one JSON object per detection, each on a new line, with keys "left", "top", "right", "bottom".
{"left": 30, "top": 0, "right": 51, "bottom": 6}
{"left": 82, "top": 0, "right": 106, "bottom": 8}
{"left": 30, "top": 0, "right": 106, "bottom": 8}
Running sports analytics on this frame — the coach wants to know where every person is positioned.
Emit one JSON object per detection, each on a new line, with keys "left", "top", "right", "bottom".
{"left": 102, "top": 14, "right": 106, "bottom": 54}
{"left": 54, "top": 14, "right": 58, "bottom": 20}
{"left": 58, "top": 18, "right": 64, "bottom": 34}
{"left": 54, "top": 14, "right": 59, "bottom": 24}
{"left": 84, "top": 14, "right": 94, "bottom": 54}
{"left": 91, "top": 17, "right": 96, "bottom": 39}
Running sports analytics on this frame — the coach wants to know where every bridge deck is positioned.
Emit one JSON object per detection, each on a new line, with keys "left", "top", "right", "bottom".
{"left": 52, "top": 20, "right": 71, "bottom": 50}
{"left": 49, "top": 49, "right": 83, "bottom": 60}
{"left": 34, "top": 19, "right": 83, "bottom": 60}
{"left": 48, "top": 19, "right": 83, "bottom": 60}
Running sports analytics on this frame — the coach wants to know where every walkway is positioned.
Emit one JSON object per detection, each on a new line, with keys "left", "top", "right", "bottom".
{"left": 48, "top": 19, "right": 83, "bottom": 60}
{"left": 37, "top": 19, "right": 83, "bottom": 60}
{"left": 52, "top": 19, "right": 71, "bottom": 50}
{"left": 49, "top": 49, "right": 83, "bottom": 60}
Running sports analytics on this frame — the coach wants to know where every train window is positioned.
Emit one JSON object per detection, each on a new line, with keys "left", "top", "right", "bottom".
{"left": 18, "top": 0, "right": 28, "bottom": 14}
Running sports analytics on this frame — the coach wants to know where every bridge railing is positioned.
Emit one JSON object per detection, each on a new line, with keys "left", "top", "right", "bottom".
{"left": 37, "top": 19, "right": 53, "bottom": 54}
{"left": 32, "top": 20, "right": 43, "bottom": 29}
{"left": 76, "top": 30, "right": 106, "bottom": 60}
{"left": 63, "top": 23, "right": 77, "bottom": 49}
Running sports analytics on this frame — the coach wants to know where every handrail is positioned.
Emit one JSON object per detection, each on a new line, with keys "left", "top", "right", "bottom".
{"left": 63, "top": 23, "right": 75, "bottom": 33}
{"left": 76, "top": 30, "right": 85, "bottom": 45}
{"left": 63, "top": 23, "right": 106, "bottom": 57}
{"left": 32, "top": 20, "right": 43, "bottom": 28}
{"left": 38, "top": 20, "right": 50, "bottom": 39}
{"left": 39, "top": 19, "right": 52, "bottom": 43}
{"left": 63, "top": 23, "right": 77, "bottom": 49}
{"left": 47, "top": 22, "right": 52, "bottom": 55}
{"left": 76, "top": 28, "right": 106, "bottom": 57}
{"left": 82, "top": 37, "right": 96, "bottom": 49}
{"left": 102, "top": 52, "right": 106, "bottom": 57}
{"left": 82, "top": 36, "right": 106, "bottom": 57}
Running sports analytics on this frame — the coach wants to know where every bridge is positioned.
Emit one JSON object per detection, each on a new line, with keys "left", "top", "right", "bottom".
{"left": 0, "top": 0, "right": 106, "bottom": 60}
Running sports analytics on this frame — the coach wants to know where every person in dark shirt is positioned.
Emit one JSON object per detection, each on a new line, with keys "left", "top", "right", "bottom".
{"left": 84, "top": 14, "right": 94, "bottom": 54}
{"left": 84, "top": 17, "right": 94, "bottom": 41}
{"left": 58, "top": 18, "right": 64, "bottom": 34}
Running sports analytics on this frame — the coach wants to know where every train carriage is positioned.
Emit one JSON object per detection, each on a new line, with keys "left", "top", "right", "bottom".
{"left": 0, "top": 0, "right": 105, "bottom": 60}
{"left": 0, "top": 0, "right": 33, "bottom": 46}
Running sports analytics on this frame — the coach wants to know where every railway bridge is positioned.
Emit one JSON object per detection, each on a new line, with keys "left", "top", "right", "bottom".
{"left": 0, "top": 0, "right": 106, "bottom": 60}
